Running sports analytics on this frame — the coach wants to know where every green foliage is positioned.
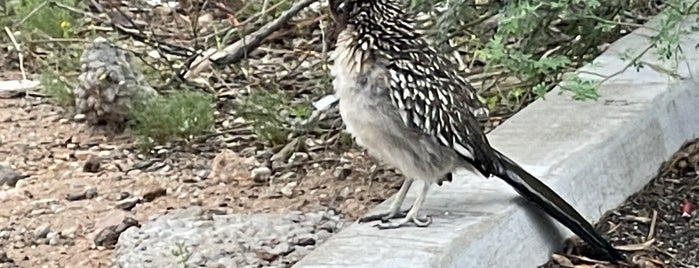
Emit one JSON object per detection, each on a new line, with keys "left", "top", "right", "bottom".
{"left": 479, "top": 35, "right": 571, "bottom": 81}
{"left": 129, "top": 88, "right": 216, "bottom": 149}
{"left": 236, "top": 85, "right": 313, "bottom": 145}
{"left": 170, "top": 241, "right": 193, "bottom": 268}
{"left": 5, "top": 0, "right": 83, "bottom": 38}
{"left": 39, "top": 46, "right": 82, "bottom": 106}
{"left": 411, "top": 0, "right": 693, "bottom": 103}
{"left": 39, "top": 70, "right": 74, "bottom": 106}
{"left": 560, "top": 75, "right": 601, "bottom": 101}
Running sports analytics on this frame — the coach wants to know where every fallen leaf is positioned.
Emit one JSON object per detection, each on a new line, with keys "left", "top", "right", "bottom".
{"left": 552, "top": 254, "right": 574, "bottom": 267}
{"left": 614, "top": 238, "right": 655, "bottom": 251}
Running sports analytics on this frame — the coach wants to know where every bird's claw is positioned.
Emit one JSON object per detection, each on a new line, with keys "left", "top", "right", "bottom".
{"left": 373, "top": 214, "right": 432, "bottom": 229}
{"left": 357, "top": 207, "right": 411, "bottom": 223}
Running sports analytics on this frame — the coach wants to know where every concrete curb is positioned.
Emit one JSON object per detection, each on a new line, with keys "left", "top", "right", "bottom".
{"left": 294, "top": 14, "right": 699, "bottom": 268}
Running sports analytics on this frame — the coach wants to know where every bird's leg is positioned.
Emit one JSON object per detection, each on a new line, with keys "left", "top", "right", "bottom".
{"left": 358, "top": 178, "right": 414, "bottom": 223}
{"left": 374, "top": 180, "right": 432, "bottom": 229}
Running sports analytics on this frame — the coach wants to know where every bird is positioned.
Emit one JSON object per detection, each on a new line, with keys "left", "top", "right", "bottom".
{"left": 326, "top": 0, "right": 624, "bottom": 262}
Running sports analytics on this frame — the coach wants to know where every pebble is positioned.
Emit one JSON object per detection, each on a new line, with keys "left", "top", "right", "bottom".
{"left": 114, "top": 208, "right": 346, "bottom": 267}
{"left": 115, "top": 197, "right": 139, "bottom": 210}
{"left": 251, "top": 167, "right": 271, "bottom": 182}
{"left": 73, "top": 114, "right": 86, "bottom": 121}
{"left": 333, "top": 166, "right": 352, "bottom": 180}
{"left": 83, "top": 157, "right": 101, "bottom": 173}
{"left": 65, "top": 186, "right": 98, "bottom": 201}
{"left": 0, "top": 250, "right": 13, "bottom": 263}
{"left": 0, "top": 165, "right": 25, "bottom": 187}
{"left": 33, "top": 224, "right": 50, "bottom": 240}
{"left": 280, "top": 182, "right": 297, "bottom": 198}
{"left": 289, "top": 152, "right": 308, "bottom": 163}
{"left": 141, "top": 186, "right": 166, "bottom": 202}
{"left": 94, "top": 217, "right": 140, "bottom": 248}
{"left": 62, "top": 226, "right": 79, "bottom": 239}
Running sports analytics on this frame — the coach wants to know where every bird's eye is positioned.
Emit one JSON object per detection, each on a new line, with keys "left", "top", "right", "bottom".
{"left": 329, "top": 0, "right": 350, "bottom": 23}
{"left": 336, "top": 2, "right": 346, "bottom": 13}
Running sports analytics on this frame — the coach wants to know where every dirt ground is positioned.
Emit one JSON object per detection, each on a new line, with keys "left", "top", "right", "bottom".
{"left": 0, "top": 96, "right": 402, "bottom": 267}
{"left": 541, "top": 139, "right": 699, "bottom": 268}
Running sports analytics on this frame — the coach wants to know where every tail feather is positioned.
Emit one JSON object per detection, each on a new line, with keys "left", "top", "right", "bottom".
{"left": 490, "top": 149, "right": 624, "bottom": 262}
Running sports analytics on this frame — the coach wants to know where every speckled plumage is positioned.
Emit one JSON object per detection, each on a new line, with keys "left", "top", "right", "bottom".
{"left": 328, "top": 0, "right": 623, "bottom": 261}
{"left": 330, "top": 0, "right": 495, "bottom": 183}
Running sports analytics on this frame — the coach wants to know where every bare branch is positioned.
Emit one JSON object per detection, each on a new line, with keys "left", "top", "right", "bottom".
{"left": 182, "top": 0, "right": 319, "bottom": 80}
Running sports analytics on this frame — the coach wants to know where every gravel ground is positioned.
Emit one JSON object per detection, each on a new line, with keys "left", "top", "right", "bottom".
{"left": 113, "top": 207, "right": 345, "bottom": 268}
{"left": 540, "top": 138, "right": 699, "bottom": 268}
{"left": 0, "top": 96, "right": 401, "bottom": 267}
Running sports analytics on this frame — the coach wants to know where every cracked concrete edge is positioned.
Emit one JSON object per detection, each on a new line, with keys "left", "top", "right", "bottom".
{"left": 294, "top": 13, "right": 699, "bottom": 268}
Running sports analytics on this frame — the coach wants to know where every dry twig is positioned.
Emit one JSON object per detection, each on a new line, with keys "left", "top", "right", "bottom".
{"left": 183, "top": 0, "right": 319, "bottom": 80}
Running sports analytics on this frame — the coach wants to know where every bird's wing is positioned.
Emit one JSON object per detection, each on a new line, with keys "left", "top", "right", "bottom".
{"left": 381, "top": 46, "right": 499, "bottom": 174}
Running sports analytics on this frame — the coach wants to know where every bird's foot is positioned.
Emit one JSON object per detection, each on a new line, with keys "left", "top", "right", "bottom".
{"left": 373, "top": 214, "right": 432, "bottom": 229}
{"left": 357, "top": 208, "right": 410, "bottom": 224}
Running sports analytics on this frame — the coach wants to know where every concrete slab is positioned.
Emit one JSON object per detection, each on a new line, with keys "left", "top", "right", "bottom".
{"left": 294, "top": 14, "right": 699, "bottom": 268}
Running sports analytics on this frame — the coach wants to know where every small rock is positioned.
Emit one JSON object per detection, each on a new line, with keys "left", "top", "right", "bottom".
{"left": 0, "top": 250, "right": 13, "bottom": 263}
{"left": 144, "top": 161, "right": 166, "bottom": 172}
{"left": 0, "top": 165, "right": 26, "bottom": 187}
{"left": 74, "top": 150, "right": 93, "bottom": 161}
{"left": 317, "top": 221, "right": 338, "bottom": 232}
{"left": 251, "top": 167, "right": 271, "bottom": 183}
{"left": 181, "top": 176, "right": 199, "bottom": 183}
{"left": 73, "top": 114, "right": 87, "bottom": 121}
{"left": 141, "top": 186, "right": 166, "bottom": 202}
{"left": 315, "top": 229, "right": 332, "bottom": 242}
{"left": 65, "top": 186, "right": 98, "bottom": 201}
{"left": 198, "top": 13, "right": 213, "bottom": 27}
{"left": 33, "top": 223, "right": 51, "bottom": 240}
{"left": 296, "top": 233, "right": 316, "bottom": 246}
{"left": 318, "top": 193, "right": 330, "bottom": 206}
{"left": 333, "top": 166, "right": 352, "bottom": 180}
{"left": 280, "top": 182, "right": 298, "bottom": 198}
{"left": 48, "top": 236, "right": 60, "bottom": 246}
{"left": 12, "top": 241, "right": 25, "bottom": 249}
{"left": 208, "top": 149, "right": 250, "bottom": 184}
{"left": 65, "top": 191, "right": 85, "bottom": 201}
{"left": 253, "top": 247, "right": 278, "bottom": 262}
{"left": 117, "top": 192, "right": 131, "bottom": 200}
{"left": 152, "top": 5, "right": 172, "bottom": 16}
{"left": 46, "top": 231, "right": 58, "bottom": 240}
{"left": 29, "top": 208, "right": 49, "bottom": 216}
{"left": 115, "top": 197, "right": 139, "bottom": 210}
{"left": 94, "top": 217, "right": 140, "bottom": 249}
{"left": 52, "top": 148, "right": 73, "bottom": 160}
{"left": 269, "top": 242, "right": 292, "bottom": 255}
{"left": 194, "top": 169, "right": 209, "bottom": 179}
{"left": 61, "top": 226, "right": 79, "bottom": 239}
{"left": 85, "top": 186, "right": 98, "bottom": 199}
{"left": 289, "top": 152, "right": 309, "bottom": 163}
{"left": 243, "top": 156, "right": 259, "bottom": 166}
{"left": 83, "top": 157, "right": 101, "bottom": 173}
{"left": 50, "top": 203, "right": 65, "bottom": 213}
{"left": 276, "top": 172, "right": 296, "bottom": 182}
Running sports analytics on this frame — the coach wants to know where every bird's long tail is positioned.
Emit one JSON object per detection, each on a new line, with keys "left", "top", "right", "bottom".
{"left": 490, "top": 149, "right": 624, "bottom": 262}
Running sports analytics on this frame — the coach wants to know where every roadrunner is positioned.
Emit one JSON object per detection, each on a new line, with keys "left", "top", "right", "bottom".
{"left": 327, "top": 0, "right": 623, "bottom": 262}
